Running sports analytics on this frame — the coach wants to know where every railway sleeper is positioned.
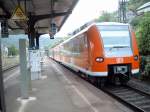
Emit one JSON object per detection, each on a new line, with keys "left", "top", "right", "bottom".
{"left": 118, "top": 93, "right": 140, "bottom": 99}
{"left": 131, "top": 100, "right": 150, "bottom": 105}
{"left": 111, "top": 88, "right": 130, "bottom": 93}
{"left": 125, "top": 96, "right": 146, "bottom": 102}
{"left": 140, "top": 105, "right": 150, "bottom": 111}
{"left": 113, "top": 91, "right": 135, "bottom": 95}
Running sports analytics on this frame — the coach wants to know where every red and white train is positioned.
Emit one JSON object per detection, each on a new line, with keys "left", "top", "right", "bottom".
{"left": 50, "top": 22, "right": 139, "bottom": 85}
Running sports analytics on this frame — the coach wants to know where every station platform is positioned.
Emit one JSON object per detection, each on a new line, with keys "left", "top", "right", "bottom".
{"left": 5, "top": 57, "right": 133, "bottom": 112}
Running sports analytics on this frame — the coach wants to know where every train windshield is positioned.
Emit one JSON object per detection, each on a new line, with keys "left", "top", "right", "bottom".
{"left": 97, "top": 25, "right": 132, "bottom": 57}
{"left": 97, "top": 25, "right": 131, "bottom": 48}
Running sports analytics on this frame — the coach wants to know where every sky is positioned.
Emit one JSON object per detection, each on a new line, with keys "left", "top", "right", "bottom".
{"left": 55, "top": 0, "right": 119, "bottom": 37}
{"left": 41, "top": 0, "right": 119, "bottom": 39}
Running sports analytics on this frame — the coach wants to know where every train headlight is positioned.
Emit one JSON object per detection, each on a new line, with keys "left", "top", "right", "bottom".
{"left": 134, "top": 55, "right": 138, "bottom": 61}
{"left": 96, "top": 57, "right": 104, "bottom": 62}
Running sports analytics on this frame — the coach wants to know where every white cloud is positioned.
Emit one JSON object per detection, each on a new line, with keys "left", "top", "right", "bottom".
{"left": 55, "top": 0, "right": 119, "bottom": 37}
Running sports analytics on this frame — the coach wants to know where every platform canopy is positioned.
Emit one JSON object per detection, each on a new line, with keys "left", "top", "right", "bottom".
{"left": 0, "top": 0, "right": 79, "bottom": 34}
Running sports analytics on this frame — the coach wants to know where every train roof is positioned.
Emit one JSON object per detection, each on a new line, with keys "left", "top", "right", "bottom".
{"left": 57, "top": 23, "right": 94, "bottom": 47}
{"left": 52, "top": 22, "right": 129, "bottom": 49}
{"left": 96, "top": 22, "right": 129, "bottom": 26}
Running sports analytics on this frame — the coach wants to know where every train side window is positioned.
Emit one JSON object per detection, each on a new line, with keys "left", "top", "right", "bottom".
{"left": 78, "top": 34, "right": 85, "bottom": 53}
{"left": 63, "top": 42, "right": 71, "bottom": 56}
{"left": 71, "top": 38, "right": 79, "bottom": 56}
{"left": 60, "top": 46, "right": 63, "bottom": 55}
{"left": 84, "top": 33, "right": 88, "bottom": 48}
{"left": 76, "top": 38, "right": 80, "bottom": 53}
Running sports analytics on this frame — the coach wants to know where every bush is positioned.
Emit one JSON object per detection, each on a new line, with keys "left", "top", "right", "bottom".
{"left": 140, "top": 56, "right": 150, "bottom": 80}
{"left": 138, "top": 13, "right": 150, "bottom": 55}
{"left": 141, "top": 63, "right": 150, "bottom": 80}
{"left": 140, "top": 56, "right": 147, "bottom": 72}
{"left": 8, "top": 45, "right": 18, "bottom": 56}
{"left": 96, "top": 11, "right": 117, "bottom": 22}
{"left": 145, "top": 63, "right": 150, "bottom": 77}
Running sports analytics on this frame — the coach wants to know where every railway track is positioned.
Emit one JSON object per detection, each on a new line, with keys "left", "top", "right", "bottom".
{"left": 102, "top": 85, "right": 150, "bottom": 112}
{"left": 2, "top": 64, "right": 19, "bottom": 72}
{"left": 76, "top": 72, "right": 150, "bottom": 112}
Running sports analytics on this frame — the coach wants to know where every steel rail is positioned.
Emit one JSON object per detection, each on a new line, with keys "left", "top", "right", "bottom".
{"left": 2, "top": 64, "right": 19, "bottom": 73}
{"left": 102, "top": 85, "right": 150, "bottom": 112}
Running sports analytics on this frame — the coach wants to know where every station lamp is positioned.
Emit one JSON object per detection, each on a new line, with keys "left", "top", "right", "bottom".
{"left": 1, "top": 19, "right": 9, "bottom": 38}
{"left": 49, "top": 20, "right": 57, "bottom": 39}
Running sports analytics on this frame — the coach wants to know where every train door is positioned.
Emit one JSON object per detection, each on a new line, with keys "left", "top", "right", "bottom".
{"left": 83, "top": 33, "right": 90, "bottom": 70}
{"left": 85, "top": 32, "right": 92, "bottom": 71}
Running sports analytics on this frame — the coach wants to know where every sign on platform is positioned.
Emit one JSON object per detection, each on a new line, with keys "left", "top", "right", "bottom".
{"left": 11, "top": 5, "right": 28, "bottom": 21}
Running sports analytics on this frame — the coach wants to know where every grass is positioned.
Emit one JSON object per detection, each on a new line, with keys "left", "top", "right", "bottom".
{"left": 2, "top": 56, "right": 19, "bottom": 70}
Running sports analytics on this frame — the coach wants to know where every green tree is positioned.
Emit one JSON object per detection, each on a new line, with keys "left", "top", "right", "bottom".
{"left": 8, "top": 45, "right": 18, "bottom": 56}
{"left": 96, "top": 11, "right": 118, "bottom": 22}
{"left": 138, "top": 13, "right": 150, "bottom": 55}
{"left": 130, "top": 16, "right": 142, "bottom": 30}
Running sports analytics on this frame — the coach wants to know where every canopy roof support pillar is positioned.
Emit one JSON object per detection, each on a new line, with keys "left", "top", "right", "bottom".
{"left": 28, "top": 13, "right": 36, "bottom": 49}
{"left": 0, "top": 38, "right": 6, "bottom": 112}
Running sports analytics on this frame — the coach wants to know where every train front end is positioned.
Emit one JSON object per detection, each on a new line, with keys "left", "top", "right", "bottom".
{"left": 95, "top": 23, "right": 139, "bottom": 84}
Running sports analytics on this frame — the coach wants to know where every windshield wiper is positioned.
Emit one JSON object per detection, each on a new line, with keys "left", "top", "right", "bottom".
{"left": 112, "top": 45, "right": 129, "bottom": 48}
{"left": 108, "top": 45, "right": 129, "bottom": 51}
